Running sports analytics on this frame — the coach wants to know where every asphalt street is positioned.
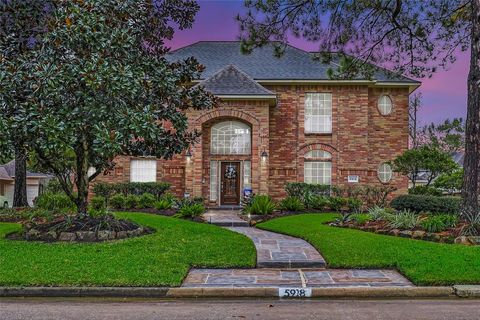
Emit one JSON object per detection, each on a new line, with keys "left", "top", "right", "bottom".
{"left": 1, "top": 298, "right": 480, "bottom": 320}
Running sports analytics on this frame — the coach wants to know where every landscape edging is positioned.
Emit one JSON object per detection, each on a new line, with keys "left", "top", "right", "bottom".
{"left": 0, "top": 286, "right": 465, "bottom": 298}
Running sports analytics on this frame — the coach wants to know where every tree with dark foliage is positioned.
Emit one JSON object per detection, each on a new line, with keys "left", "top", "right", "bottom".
{"left": 238, "top": 0, "right": 480, "bottom": 230}
{"left": 0, "top": 0, "right": 52, "bottom": 207}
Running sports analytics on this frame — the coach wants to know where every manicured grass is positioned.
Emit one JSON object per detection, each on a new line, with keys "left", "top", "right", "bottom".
{"left": 0, "top": 212, "right": 255, "bottom": 287}
{"left": 258, "top": 213, "right": 480, "bottom": 286}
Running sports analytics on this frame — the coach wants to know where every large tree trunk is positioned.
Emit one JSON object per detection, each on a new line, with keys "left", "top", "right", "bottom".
{"left": 462, "top": 0, "right": 480, "bottom": 221}
{"left": 75, "top": 138, "right": 90, "bottom": 217}
{"left": 13, "top": 146, "right": 29, "bottom": 207}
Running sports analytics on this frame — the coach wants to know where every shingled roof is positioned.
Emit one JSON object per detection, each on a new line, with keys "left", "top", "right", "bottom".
{"left": 194, "top": 64, "right": 275, "bottom": 97}
{"left": 0, "top": 160, "right": 48, "bottom": 179}
{"left": 0, "top": 167, "right": 12, "bottom": 181}
{"left": 167, "top": 41, "right": 420, "bottom": 84}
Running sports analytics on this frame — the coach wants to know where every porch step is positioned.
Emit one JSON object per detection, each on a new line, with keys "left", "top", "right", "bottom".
{"left": 203, "top": 210, "right": 249, "bottom": 227}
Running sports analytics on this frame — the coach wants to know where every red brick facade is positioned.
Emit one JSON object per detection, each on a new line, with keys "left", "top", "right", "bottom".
{"left": 93, "top": 84, "right": 410, "bottom": 205}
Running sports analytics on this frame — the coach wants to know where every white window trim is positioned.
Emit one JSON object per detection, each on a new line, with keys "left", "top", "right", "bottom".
{"left": 305, "top": 93, "right": 332, "bottom": 134}
{"left": 378, "top": 163, "right": 393, "bottom": 183}
{"left": 130, "top": 159, "right": 157, "bottom": 182}
{"left": 378, "top": 95, "right": 393, "bottom": 115}
{"left": 304, "top": 161, "right": 332, "bottom": 185}
{"left": 211, "top": 121, "right": 252, "bottom": 155}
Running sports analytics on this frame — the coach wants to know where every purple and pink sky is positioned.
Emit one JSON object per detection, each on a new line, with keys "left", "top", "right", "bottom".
{"left": 167, "top": 1, "right": 469, "bottom": 125}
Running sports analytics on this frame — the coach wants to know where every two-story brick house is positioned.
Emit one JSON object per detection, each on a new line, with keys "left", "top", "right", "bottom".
{"left": 93, "top": 41, "right": 420, "bottom": 206}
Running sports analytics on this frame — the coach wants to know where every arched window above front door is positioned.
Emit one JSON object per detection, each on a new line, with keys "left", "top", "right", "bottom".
{"left": 211, "top": 121, "right": 251, "bottom": 155}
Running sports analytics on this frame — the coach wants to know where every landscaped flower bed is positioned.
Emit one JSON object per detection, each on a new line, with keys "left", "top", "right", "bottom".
{"left": 329, "top": 207, "right": 480, "bottom": 245}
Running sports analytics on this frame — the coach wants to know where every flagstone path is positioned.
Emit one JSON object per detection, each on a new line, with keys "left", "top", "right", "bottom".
{"left": 184, "top": 210, "right": 412, "bottom": 289}
{"left": 182, "top": 268, "right": 412, "bottom": 288}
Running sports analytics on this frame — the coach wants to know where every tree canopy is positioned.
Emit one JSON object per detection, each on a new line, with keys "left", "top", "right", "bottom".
{"left": 26, "top": 0, "right": 215, "bottom": 214}
{"left": 238, "top": 0, "right": 479, "bottom": 223}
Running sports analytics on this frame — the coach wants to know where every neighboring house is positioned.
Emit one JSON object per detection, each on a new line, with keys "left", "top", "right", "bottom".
{"left": 92, "top": 41, "right": 420, "bottom": 206}
{"left": 0, "top": 160, "right": 49, "bottom": 207}
{"left": 411, "top": 151, "right": 465, "bottom": 188}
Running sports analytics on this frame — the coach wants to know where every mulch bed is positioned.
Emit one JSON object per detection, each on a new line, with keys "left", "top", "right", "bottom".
{"left": 7, "top": 214, "right": 154, "bottom": 243}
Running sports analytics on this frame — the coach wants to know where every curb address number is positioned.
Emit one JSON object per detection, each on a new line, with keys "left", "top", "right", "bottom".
{"left": 279, "top": 288, "right": 312, "bottom": 298}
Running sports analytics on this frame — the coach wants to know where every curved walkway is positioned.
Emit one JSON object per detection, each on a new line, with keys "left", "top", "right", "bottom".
{"left": 204, "top": 210, "right": 325, "bottom": 267}
{"left": 189, "top": 210, "right": 412, "bottom": 289}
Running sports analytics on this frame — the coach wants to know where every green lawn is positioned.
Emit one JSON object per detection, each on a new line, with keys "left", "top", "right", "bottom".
{"left": 0, "top": 212, "right": 255, "bottom": 287}
{"left": 258, "top": 213, "right": 480, "bottom": 286}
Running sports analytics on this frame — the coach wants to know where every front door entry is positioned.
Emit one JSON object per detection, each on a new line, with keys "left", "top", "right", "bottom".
{"left": 221, "top": 162, "right": 240, "bottom": 205}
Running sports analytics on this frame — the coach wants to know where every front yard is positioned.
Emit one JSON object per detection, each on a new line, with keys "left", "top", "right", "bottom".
{"left": 258, "top": 214, "right": 480, "bottom": 286}
{"left": 0, "top": 212, "right": 256, "bottom": 287}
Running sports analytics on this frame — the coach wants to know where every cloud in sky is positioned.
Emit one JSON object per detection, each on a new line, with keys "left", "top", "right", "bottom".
{"left": 167, "top": 0, "right": 469, "bottom": 125}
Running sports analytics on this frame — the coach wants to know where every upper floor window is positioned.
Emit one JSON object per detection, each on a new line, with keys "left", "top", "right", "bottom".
{"left": 211, "top": 121, "right": 251, "bottom": 155}
{"left": 378, "top": 95, "right": 393, "bottom": 115}
{"left": 305, "top": 93, "right": 332, "bottom": 133}
{"left": 378, "top": 163, "right": 393, "bottom": 183}
{"left": 130, "top": 159, "right": 157, "bottom": 182}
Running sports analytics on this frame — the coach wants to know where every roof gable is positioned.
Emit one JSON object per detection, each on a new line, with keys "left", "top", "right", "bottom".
{"left": 194, "top": 64, "right": 275, "bottom": 97}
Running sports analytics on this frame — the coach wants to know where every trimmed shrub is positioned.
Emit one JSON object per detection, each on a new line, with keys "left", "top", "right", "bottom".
{"left": 174, "top": 203, "right": 205, "bottom": 218}
{"left": 285, "top": 182, "right": 331, "bottom": 200}
{"left": 305, "top": 195, "right": 330, "bottom": 210}
{"left": 35, "top": 192, "right": 76, "bottom": 213}
{"left": 328, "top": 197, "right": 348, "bottom": 211}
{"left": 160, "top": 192, "right": 177, "bottom": 204}
{"left": 109, "top": 194, "right": 126, "bottom": 210}
{"left": 420, "top": 214, "right": 458, "bottom": 233}
{"left": 388, "top": 210, "right": 420, "bottom": 230}
{"left": 408, "top": 186, "right": 443, "bottom": 196}
{"left": 332, "top": 185, "right": 397, "bottom": 209}
{"left": 90, "top": 196, "right": 106, "bottom": 211}
{"left": 138, "top": 193, "right": 156, "bottom": 209}
{"left": 346, "top": 198, "right": 362, "bottom": 213}
{"left": 244, "top": 195, "right": 276, "bottom": 215}
{"left": 124, "top": 195, "right": 139, "bottom": 209}
{"left": 279, "top": 196, "right": 305, "bottom": 212}
{"left": 390, "top": 194, "right": 461, "bottom": 214}
{"left": 93, "top": 182, "right": 171, "bottom": 198}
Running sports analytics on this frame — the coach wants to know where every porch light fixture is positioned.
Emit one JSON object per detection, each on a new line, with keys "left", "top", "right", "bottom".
{"left": 186, "top": 150, "right": 192, "bottom": 162}
{"left": 261, "top": 150, "right": 268, "bottom": 162}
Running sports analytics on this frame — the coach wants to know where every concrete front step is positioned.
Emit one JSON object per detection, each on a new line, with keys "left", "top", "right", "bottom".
{"left": 204, "top": 210, "right": 249, "bottom": 227}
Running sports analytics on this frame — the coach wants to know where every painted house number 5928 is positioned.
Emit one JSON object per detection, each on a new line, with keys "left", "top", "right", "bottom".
{"left": 279, "top": 288, "right": 312, "bottom": 298}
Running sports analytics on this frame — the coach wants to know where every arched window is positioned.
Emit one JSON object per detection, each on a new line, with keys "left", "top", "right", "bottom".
{"left": 378, "top": 163, "right": 393, "bottom": 183}
{"left": 304, "top": 150, "right": 332, "bottom": 159}
{"left": 304, "top": 150, "right": 332, "bottom": 185}
{"left": 211, "top": 121, "right": 251, "bottom": 155}
{"left": 378, "top": 95, "right": 393, "bottom": 115}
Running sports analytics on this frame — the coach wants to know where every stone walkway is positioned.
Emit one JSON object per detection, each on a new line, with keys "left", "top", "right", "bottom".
{"left": 228, "top": 227, "right": 326, "bottom": 268}
{"left": 182, "top": 268, "right": 412, "bottom": 288}
{"left": 191, "top": 209, "right": 413, "bottom": 289}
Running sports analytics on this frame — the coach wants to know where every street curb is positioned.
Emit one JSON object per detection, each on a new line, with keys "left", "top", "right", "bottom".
{"left": 0, "top": 287, "right": 169, "bottom": 298}
{"left": 0, "top": 286, "right": 459, "bottom": 299}
{"left": 453, "top": 285, "right": 480, "bottom": 298}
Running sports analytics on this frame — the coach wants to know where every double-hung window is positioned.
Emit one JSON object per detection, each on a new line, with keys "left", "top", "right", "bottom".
{"left": 305, "top": 93, "right": 332, "bottom": 133}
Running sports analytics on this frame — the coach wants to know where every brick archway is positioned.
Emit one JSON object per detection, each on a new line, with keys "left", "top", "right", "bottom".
{"left": 193, "top": 108, "right": 260, "bottom": 131}
{"left": 298, "top": 143, "right": 338, "bottom": 156}
{"left": 297, "top": 143, "right": 338, "bottom": 183}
